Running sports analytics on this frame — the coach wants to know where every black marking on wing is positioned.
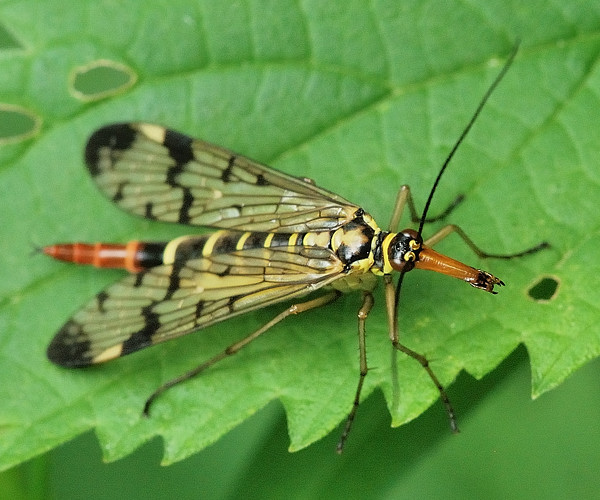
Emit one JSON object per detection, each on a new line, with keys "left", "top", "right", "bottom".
{"left": 217, "top": 266, "right": 231, "bottom": 277}
{"left": 144, "top": 202, "right": 157, "bottom": 220}
{"left": 97, "top": 291, "right": 109, "bottom": 313}
{"left": 47, "top": 320, "right": 93, "bottom": 367}
{"left": 179, "top": 190, "right": 194, "bottom": 224}
{"left": 165, "top": 266, "right": 181, "bottom": 300}
{"left": 164, "top": 130, "right": 195, "bottom": 224}
{"left": 85, "top": 124, "right": 136, "bottom": 177}
{"left": 164, "top": 128, "right": 194, "bottom": 164}
{"left": 120, "top": 307, "right": 161, "bottom": 356}
{"left": 227, "top": 296, "right": 238, "bottom": 313}
{"left": 113, "top": 183, "right": 124, "bottom": 202}
{"left": 221, "top": 156, "right": 235, "bottom": 183}
{"left": 256, "top": 174, "right": 268, "bottom": 186}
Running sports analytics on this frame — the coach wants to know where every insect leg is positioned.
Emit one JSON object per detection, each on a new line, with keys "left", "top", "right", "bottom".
{"left": 384, "top": 274, "right": 459, "bottom": 433}
{"left": 143, "top": 290, "right": 341, "bottom": 416}
{"left": 424, "top": 224, "right": 550, "bottom": 259}
{"left": 388, "top": 185, "right": 464, "bottom": 232}
{"left": 336, "top": 291, "right": 375, "bottom": 454}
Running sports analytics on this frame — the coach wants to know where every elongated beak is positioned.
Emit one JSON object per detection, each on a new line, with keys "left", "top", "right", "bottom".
{"left": 414, "top": 246, "right": 504, "bottom": 293}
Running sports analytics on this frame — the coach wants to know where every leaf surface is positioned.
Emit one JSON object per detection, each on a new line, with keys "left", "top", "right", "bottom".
{"left": 1, "top": 0, "right": 599, "bottom": 468}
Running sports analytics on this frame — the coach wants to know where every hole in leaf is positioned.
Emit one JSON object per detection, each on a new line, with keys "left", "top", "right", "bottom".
{"left": 527, "top": 276, "right": 559, "bottom": 302}
{"left": 0, "top": 24, "right": 21, "bottom": 49}
{"left": 69, "top": 59, "right": 137, "bottom": 102}
{"left": 0, "top": 105, "right": 41, "bottom": 144}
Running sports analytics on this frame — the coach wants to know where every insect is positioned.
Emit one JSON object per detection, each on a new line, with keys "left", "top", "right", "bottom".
{"left": 45, "top": 45, "right": 547, "bottom": 452}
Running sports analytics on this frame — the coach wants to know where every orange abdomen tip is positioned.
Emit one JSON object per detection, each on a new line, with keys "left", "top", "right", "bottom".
{"left": 43, "top": 241, "right": 144, "bottom": 273}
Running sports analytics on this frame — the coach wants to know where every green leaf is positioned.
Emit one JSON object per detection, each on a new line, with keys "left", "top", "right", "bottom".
{"left": 1, "top": 0, "right": 599, "bottom": 472}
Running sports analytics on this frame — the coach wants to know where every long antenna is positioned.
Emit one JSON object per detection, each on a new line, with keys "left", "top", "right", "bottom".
{"left": 417, "top": 42, "right": 520, "bottom": 236}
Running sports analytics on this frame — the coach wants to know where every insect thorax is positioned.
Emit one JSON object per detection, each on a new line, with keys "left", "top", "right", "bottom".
{"left": 327, "top": 209, "right": 381, "bottom": 293}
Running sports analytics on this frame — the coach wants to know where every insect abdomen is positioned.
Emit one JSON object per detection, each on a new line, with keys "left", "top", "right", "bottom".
{"left": 44, "top": 230, "right": 335, "bottom": 273}
{"left": 163, "top": 230, "right": 333, "bottom": 266}
{"left": 43, "top": 241, "right": 167, "bottom": 273}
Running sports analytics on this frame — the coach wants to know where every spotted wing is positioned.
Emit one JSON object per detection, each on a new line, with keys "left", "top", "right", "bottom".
{"left": 85, "top": 123, "right": 360, "bottom": 233}
{"left": 47, "top": 242, "right": 345, "bottom": 366}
